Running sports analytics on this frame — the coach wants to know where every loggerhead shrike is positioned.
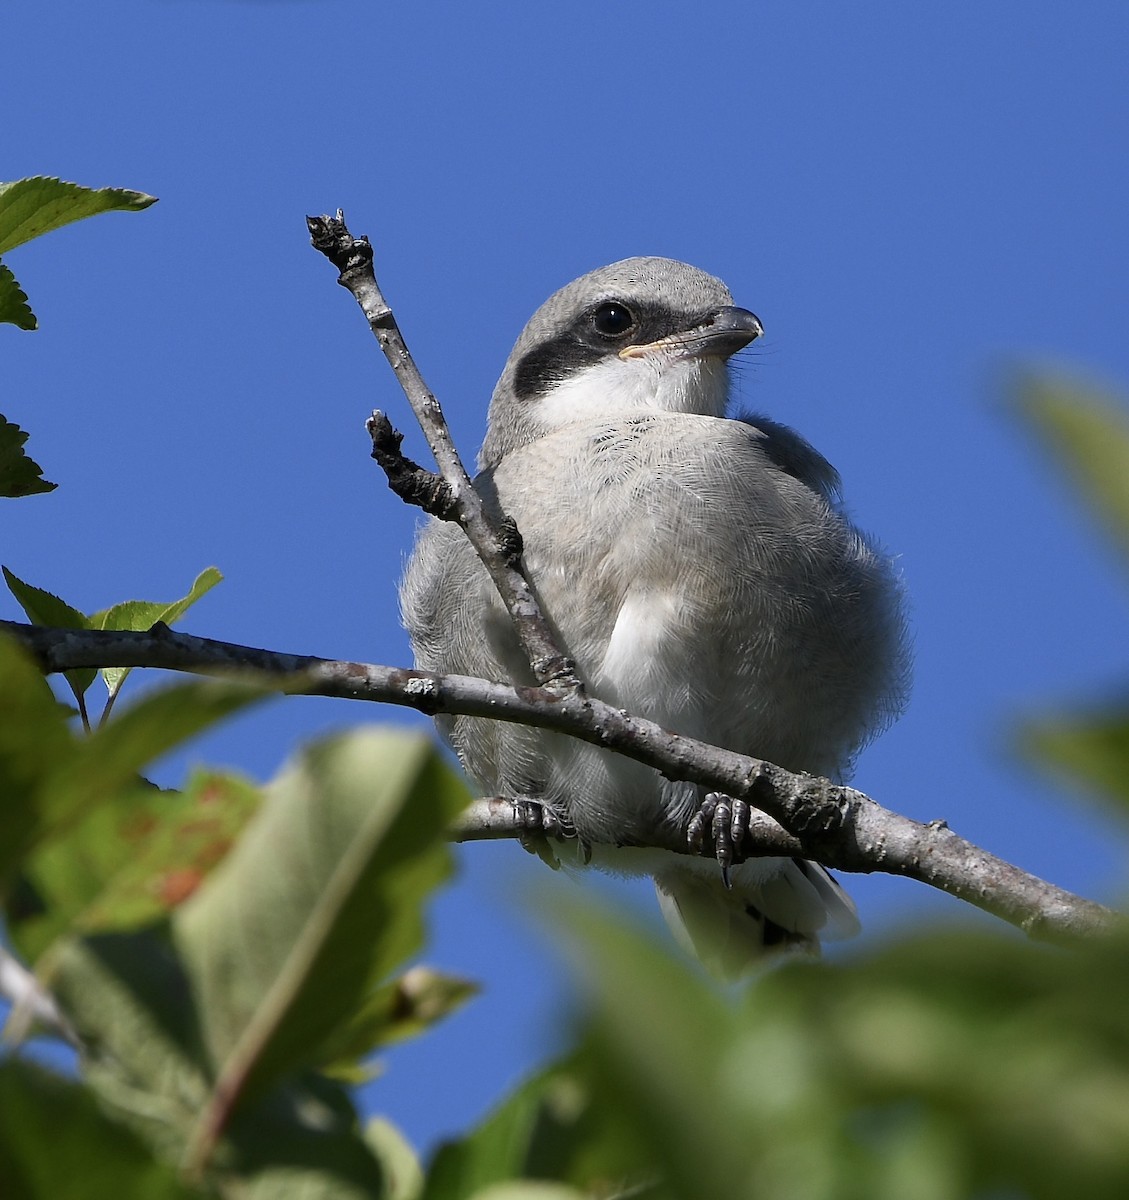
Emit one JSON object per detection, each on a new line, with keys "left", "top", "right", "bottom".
{"left": 401, "top": 257, "right": 909, "bottom": 978}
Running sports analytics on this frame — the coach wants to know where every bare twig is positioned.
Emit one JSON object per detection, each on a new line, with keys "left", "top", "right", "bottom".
{"left": 307, "top": 211, "right": 582, "bottom": 694}
{"left": 365, "top": 410, "right": 456, "bottom": 519}
{"left": 1, "top": 620, "right": 1114, "bottom": 944}
{"left": 0, "top": 944, "right": 79, "bottom": 1047}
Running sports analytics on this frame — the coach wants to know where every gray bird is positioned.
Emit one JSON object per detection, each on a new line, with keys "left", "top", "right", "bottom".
{"left": 401, "top": 257, "right": 909, "bottom": 977}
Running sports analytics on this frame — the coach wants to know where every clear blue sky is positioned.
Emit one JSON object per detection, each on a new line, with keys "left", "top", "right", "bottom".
{"left": 7, "top": 0, "right": 1129, "bottom": 1156}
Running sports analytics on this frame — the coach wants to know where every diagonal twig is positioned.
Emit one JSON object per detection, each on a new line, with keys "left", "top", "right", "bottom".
{"left": 307, "top": 211, "right": 582, "bottom": 695}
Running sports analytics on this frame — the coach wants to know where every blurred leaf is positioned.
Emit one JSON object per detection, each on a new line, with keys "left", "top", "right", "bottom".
{"left": 468, "top": 1186, "right": 590, "bottom": 1200}
{"left": 1017, "top": 374, "right": 1129, "bottom": 567}
{"left": 9, "top": 770, "right": 262, "bottom": 964}
{"left": 423, "top": 1059, "right": 644, "bottom": 1200}
{"left": 0, "top": 658, "right": 269, "bottom": 886}
{"left": 556, "top": 907, "right": 744, "bottom": 1200}
{"left": 1020, "top": 703, "right": 1129, "bottom": 815}
{"left": 0, "top": 1059, "right": 202, "bottom": 1200}
{"left": 366, "top": 1117, "right": 424, "bottom": 1200}
{"left": 92, "top": 565, "right": 223, "bottom": 700}
{"left": 52, "top": 930, "right": 386, "bottom": 1196}
{"left": 3, "top": 566, "right": 95, "bottom": 702}
{"left": 0, "top": 261, "right": 35, "bottom": 329}
{"left": 51, "top": 927, "right": 214, "bottom": 1162}
{"left": 323, "top": 965, "right": 478, "bottom": 1080}
{"left": 0, "top": 414, "right": 55, "bottom": 495}
{"left": 0, "top": 637, "right": 85, "bottom": 881}
{"left": 174, "top": 729, "right": 468, "bottom": 1154}
{"left": 553, "top": 895, "right": 1129, "bottom": 1200}
{"left": 0, "top": 176, "right": 157, "bottom": 255}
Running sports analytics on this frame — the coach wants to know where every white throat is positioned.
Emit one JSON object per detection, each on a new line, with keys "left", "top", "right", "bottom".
{"left": 534, "top": 355, "right": 731, "bottom": 430}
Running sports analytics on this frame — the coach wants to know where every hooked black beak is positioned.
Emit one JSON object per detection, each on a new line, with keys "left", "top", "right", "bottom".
{"left": 619, "top": 305, "right": 764, "bottom": 362}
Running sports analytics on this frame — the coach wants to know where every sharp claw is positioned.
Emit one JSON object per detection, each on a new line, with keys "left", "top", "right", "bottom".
{"left": 690, "top": 792, "right": 751, "bottom": 886}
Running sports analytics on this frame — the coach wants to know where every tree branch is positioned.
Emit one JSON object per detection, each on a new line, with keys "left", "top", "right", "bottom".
{"left": 1, "top": 619, "right": 1114, "bottom": 944}
{"left": 0, "top": 944, "right": 78, "bottom": 1046}
{"left": 307, "top": 211, "right": 582, "bottom": 694}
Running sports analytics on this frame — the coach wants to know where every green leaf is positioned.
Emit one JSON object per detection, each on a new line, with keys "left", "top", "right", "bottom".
{"left": 422, "top": 1058, "right": 643, "bottom": 1200}
{"left": 0, "top": 261, "right": 36, "bottom": 329}
{"left": 1019, "top": 704, "right": 1129, "bottom": 816}
{"left": 322, "top": 965, "right": 478, "bottom": 1080}
{"left": 2, "top": 565, "right": 95, "bottom": 702}
{"left": 1016, "top": 374, "right": 1129, "bottom": 568}
{"left": 0, "top": 637, "right": 83, "bottom": 876}
{"left": 42, "top": 927, "right": 212, "bottom": 1162}
{"left": 366, "top": 1118, "right": 424, "bottom": 1200}
{"left": 3, "top": 565, "right": 90, "bottom": 630}
{"left": 92, "top": 566, "right": 223, "bottom": 699}
{"left": 0, "top": 414, "right": 55, "bottom": 496}
{"left": 58, "top": 677, "right": 270, "bottom": 827}
{"left": 0, "top": 655, "right": 270, "bottom": 886}
{"left": 174, "top": 729, "right": 468, "bottom": 1156}
{"left": 467, "top": 1187, "right": 590, "bottom": 1200}
{"left": 9, "top": 770, "right": 262, "bottom": 964}
{"left": 53, "top": 930, "right": 387, "bottom": 1196}
{"left": 0, "top": 176, "right": 157, "bottom": 256}
{"left": 555, "top": 906, "right": 741, "bottom": 1200}
{"left": 0, "top": 1059, "right": 202, "bottom": 1200}
{"left": 550, "top": 894, "right": 1129, "bottom": 1200}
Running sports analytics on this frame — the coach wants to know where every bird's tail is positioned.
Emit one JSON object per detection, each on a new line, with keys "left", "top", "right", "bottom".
{"left": 653, "top": 857, "right": 860, "bottom": 981}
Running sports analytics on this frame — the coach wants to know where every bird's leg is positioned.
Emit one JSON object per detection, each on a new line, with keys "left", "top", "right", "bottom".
{"left": 687, "top": 792, "right": 751, "bottom": 889}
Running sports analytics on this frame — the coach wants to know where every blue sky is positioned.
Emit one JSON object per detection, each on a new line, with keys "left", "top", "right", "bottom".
{"left": 6, "top": 0, "right": 1129, "bottom": 1155}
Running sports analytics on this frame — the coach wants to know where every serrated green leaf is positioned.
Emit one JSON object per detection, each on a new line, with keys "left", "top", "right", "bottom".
{"left": 1016, "top": 374, "right": 1129, "bottom": 568}
{"left": 174, "top": 729, "right": 468, "bottom": 1158}
{"left": 0, "top": 414, "right": 54, "bottom": 496}
{"left": 9, "top": 770, "right": 262, "bottom": 964}
{"left": 0, "top": 261, "right": 36, "bottom": 329}
{"left": 1019, "top": 704, "right": 1129, "bottom": 816}
{"left": 0, "top": 176, "right": 157, "bottom": 256}
{"left": 0, "top": 1059, "right": 202, "bottom": 1200}
{"left": 92, "top": 566, "right": 223, "bottom": 698}
{"left": 92, "top": 566, "right": 222, "bottom": 633}
{"left": 2, "top": 565, "right": 95, "bottom": 702}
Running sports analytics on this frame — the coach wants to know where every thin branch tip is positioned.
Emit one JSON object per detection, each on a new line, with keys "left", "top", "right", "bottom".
{"left": 308, "top": 207, "right": 589, "bottom": 696}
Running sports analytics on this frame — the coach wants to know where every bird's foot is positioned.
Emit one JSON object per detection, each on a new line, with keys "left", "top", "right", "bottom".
{"left": 687, "top": 792, "right": 751, "bottom": 890}
{"left": 512, "top": 798, "right": 570, "bottom": 838}
{"left": 512, "top": 798, "right": 583, "bottom": 868}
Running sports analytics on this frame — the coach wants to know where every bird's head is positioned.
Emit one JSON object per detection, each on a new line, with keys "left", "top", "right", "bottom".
{"left": 481, "top": 257, "right": 763, "bottom": 468}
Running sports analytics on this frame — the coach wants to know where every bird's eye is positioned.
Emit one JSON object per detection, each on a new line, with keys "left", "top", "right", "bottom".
{"left": 590, "top": 301, "right": 636, "bottom": 339}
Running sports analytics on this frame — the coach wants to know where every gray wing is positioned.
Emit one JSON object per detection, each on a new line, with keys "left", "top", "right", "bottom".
{"left": 733, "top": 409, "right": 842, "bottom": 502}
